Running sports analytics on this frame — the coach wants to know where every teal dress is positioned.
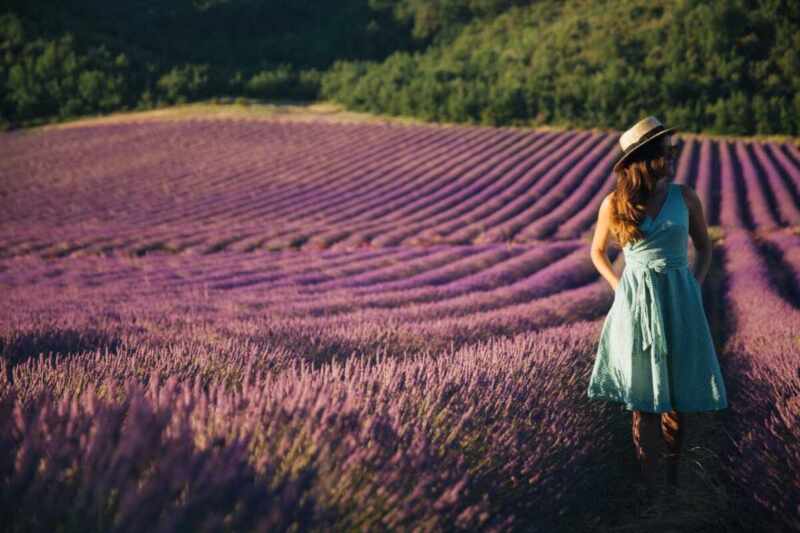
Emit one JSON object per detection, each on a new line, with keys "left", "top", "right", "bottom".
{"left": 587, "top": 182, "right": 728, "bottom": 413}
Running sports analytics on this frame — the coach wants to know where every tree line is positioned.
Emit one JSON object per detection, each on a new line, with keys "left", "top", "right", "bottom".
{"left": 2, "top": 0, "right": 798, "bottom": 136}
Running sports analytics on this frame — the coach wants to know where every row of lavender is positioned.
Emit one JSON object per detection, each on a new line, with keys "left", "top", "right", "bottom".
{"left": 1, "top": 307, "right": 618, "bottom": 531}
{"left": 2, "top": 120, "right": 800, "bottom": 258}
{"left": 718, "top": 229, "right": 800, "bottom": 532}
{"left": 0, "top": 241, "right": 618, "bottom": 384}
{"left": 2, "top": 225, "right": 799, "bottom": 529}
{"left": 1, "top": 240, "right": 612, "bottom": 325}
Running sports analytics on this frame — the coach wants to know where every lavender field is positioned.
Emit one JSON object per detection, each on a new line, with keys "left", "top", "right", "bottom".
{"left": 1, "top": 117, "right": 799, "bottom": 532}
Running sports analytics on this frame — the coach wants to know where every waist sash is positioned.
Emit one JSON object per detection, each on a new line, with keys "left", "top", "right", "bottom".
{"left": 623, "top": 254, "right": 688, "bottom": 365}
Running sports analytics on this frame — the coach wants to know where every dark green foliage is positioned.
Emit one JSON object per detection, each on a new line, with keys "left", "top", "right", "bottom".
{"left": 368, "top": 0, "right": 534, "bottom": 41}
{"left": 2, "top": 0, "right": 799, "bottom": 134}
{"left": 323, "top": 0, "right": 800, "bottom": 135}
{"left": 0, "top": 0, "right": 415, "bottom": 128}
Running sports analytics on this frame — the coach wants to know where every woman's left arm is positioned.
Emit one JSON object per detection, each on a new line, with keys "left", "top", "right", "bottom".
{"left": 684, "top": 185, "right": 712, "bottom": 284}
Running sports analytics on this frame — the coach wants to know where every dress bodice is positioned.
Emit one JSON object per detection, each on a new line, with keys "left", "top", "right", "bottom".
{"left": 622, "top": 182, "right": 689, "bottom": 268}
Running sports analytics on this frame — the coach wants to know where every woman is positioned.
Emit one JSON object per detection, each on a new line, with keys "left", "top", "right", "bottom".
{"left": 586, "top": 116, "right": 728, "bottom": 493}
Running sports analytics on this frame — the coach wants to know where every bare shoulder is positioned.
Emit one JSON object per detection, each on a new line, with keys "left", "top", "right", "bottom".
{"left": 599, "top": 191, "right": 615, "bottom": 215}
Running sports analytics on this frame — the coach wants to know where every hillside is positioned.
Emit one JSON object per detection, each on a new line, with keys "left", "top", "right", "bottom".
{"left": 322, "top": 0, "right": 800, "bottom": 134}
{"left": 2, "top": 0, "right": 799, "bottom": 135}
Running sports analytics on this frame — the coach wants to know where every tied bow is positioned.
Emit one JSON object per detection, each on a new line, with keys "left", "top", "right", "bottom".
{"left": 630, "top": 258, "right": 669, "bottom": 365}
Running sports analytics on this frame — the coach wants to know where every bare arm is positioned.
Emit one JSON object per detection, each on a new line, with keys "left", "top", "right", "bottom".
{"left": 590, "top": 193, "right": 620, "bottom": 291}
{"left": 682, "top": 185, "right": 712, "bottom": 284}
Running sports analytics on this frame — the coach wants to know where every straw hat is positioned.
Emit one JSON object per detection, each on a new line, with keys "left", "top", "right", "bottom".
{"left": 613, "top": 116, "right": 678, "bottom": 172}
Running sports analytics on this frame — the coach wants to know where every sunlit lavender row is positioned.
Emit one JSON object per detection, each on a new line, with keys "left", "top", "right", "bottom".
{"left": 0, "top": 242, "right": 618, "bottom": 387}
{"left": 717, "top": 229, "right": 800, "bottom": 532}
{"left": 2, "top": 119, "right": 799, "bottom": 259}
{"left": 2, "top": 317, "right": 622, "bottom": 532}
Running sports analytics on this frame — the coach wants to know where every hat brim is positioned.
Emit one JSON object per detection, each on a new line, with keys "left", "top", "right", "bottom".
{"left": 613, "top": 126, "right": 678, "bottom": 172}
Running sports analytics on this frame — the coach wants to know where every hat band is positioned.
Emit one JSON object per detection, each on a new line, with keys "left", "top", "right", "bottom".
{"left": 620, "top": 125, "right": 666, "bottom": 157}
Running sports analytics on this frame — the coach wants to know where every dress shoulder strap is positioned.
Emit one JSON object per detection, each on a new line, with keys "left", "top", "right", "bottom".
{"left": 670, "top": 182, "right": 686, "bottom": 211}
{"left": 667, "top": 182, "right": 690, "bottom": 226}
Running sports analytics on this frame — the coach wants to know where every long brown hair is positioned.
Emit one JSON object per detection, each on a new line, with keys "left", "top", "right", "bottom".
{"left": 610, "top": 135, "right": 677, "bottom": 248}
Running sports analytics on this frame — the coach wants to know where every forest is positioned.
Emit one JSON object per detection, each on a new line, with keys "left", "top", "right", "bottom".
{"left": 2, "top": 0, "right": 798, "bottom": 135}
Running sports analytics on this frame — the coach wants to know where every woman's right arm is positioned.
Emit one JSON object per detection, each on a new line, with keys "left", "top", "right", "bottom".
{"left": 590, "top": 193, "right": 620, "bottom": 291}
